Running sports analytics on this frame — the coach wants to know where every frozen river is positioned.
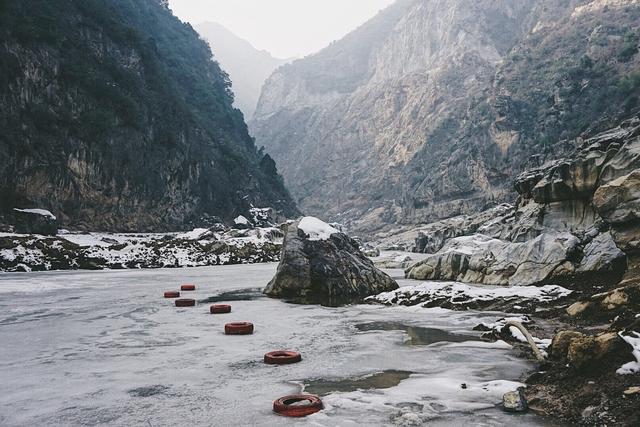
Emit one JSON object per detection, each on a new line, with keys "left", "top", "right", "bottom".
{"left": 0, "top": 264, "right": 558, "bottom": 426}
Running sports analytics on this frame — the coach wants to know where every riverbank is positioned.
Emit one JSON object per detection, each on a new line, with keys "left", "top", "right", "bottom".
{"left": 0, "top": 226, "right": 283, "bottom": 272}
{"left": 367, "top": 267, "right": 640, "bottom": 426}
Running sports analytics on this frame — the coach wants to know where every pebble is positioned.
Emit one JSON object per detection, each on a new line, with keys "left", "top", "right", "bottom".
{"left": 623, "top": 386, "right": 640, "bottom": 395}
{"left": 503, "top": 387, "right": 528, "bottom": 413}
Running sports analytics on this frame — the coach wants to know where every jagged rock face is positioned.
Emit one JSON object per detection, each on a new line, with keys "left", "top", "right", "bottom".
{"left": 264, "top": 218, "right": 398, "bottom": 305}
{"left": 252, "top": 0, "right": 640, "bottom": 232}
{"left": 515, "top": 117, "right": 640, "bottom": 251}
{"left": 403, "top": 118, "right": 640, "bottom": 288}
{"left": 253, "top": 0, "right": 533, "bottom": 230}
{"left": 0, "top": 0, "right": 297, "bottom": 232}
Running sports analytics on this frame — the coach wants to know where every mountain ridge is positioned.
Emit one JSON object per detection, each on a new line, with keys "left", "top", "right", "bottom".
{"left": 251, "top": 0, "right": 640, "bottom": 233}
{"left": 196, "top": 21, "right": 291, "bottom": 119}
{"left": 0, "top": 0, "right": 298, "bottom": 232}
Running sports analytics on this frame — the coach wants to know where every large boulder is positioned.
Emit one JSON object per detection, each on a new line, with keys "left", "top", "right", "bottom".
{"left": 593, "top": 171, "right": 640, "bottom": 224}
{"left": 11, "top": 208, "right": 58, "bottom": 236}
{"left": 264, "top": 217, "right": 398, "bottom": 305}
{"left": 405, "top": 231, "right": 625, "bottom": 287}
{"left": 549, "top": 330, "right": 629, "bottom": 371}
{"left": 592, "top": 170, "right": 640, "bottom": 252}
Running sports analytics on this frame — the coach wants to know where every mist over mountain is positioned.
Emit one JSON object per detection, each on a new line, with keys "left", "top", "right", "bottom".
{"left": 0, "top": 0, "right": 297, "bottom": 231}
{"left": 196, "top": 21, "right": 291, "bottom": 119}
{"left": 251, "top": 0, "right": 640, "bottom": 232}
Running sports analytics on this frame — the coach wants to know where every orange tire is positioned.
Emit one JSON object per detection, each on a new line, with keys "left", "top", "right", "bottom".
{"left": 224, "top": 322, "right": 253, "bottom": 335}
{"left": 264, "top": 351, "right": 302, "bottom": 365}
{"left": 181, "top": 284, "right": 196, "bottom": 291}
{"left": 273, "top": 394, "right": 323, "bottom": 417}
{"left": 210, "top": 304, "right": 231, "bottom": 314}
{"left": 164, "top": 291, "right": 180, "bottom": 298}
{"left": 175, "top": 298, "right": 196, "bottom": 307}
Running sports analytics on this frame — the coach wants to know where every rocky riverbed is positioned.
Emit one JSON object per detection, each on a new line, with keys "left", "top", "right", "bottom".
{"left": 362, "top": 118, "right": 640, "bottom": 426}
{"left": 0, "top": 227, "right": 283, "bottom": 272}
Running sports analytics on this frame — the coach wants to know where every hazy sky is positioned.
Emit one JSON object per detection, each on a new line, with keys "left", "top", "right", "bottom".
{"left": 168, "top": 0, "right": 395, "bottom": 58}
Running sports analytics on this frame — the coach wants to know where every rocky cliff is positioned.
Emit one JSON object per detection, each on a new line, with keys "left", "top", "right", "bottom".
{"left": 252, "top": 0, "right": 640, "bottom": 233}
{"left": 405, "top": 116, "right": 640, "bottom": 288}
{"left": 196, "top": 22, "right": 290, "bottom": 119}
{"left": 0, "top": 0, "right": 298, "bottom": 232}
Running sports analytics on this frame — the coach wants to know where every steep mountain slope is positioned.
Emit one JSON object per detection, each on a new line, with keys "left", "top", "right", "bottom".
{"left": 252, "top": 0, "right": 640, "bottom": 233}
{"left": 196, "top": 22, "right": 290, "bottom": 119}
{"left": 0, "top": 0, "right": 297, "bottom": 231}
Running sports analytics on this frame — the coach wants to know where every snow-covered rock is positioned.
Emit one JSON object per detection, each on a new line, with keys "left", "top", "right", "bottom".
{"left": 11, "top": 208, "right": 58, "bottom": 235}
{"left": 233, "top": 215, "right": 252, "bottom": 229}
{"left": 367, "top": 281, "right": 572, "bottom": 311}
{"left": 297, "top": 216, "right": 340, "bottom": 241}
{"left": 617, "top": 331, "right": 640, "bottom": 375}
{"left": 13, "top": 208, "right": 56, "bottom": 220}
{"left": 264, "top": 218, "right": 398, "bottom": 305}
{"left": 0, "top": 226, "right": 285, "bottom": 272}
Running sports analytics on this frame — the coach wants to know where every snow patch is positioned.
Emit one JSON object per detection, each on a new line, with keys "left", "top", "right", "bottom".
{"left": 13, "top": 208, "right": 56, "bottom": 220}
{"left": 298, "top": 216, "right": 339, "bottom": 241}
{"left": 175, "top": 228, "right": 210, "bottom": 240}
{"left": 617, "top": 331, "right": 640, "bottom": 375}
{"left": 234, "top": 215, "right": 250, "bottom": 226}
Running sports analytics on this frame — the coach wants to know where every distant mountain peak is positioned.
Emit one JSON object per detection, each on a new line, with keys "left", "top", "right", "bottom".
{"left": 196, "top": 21, "right": 290, "bottom": 119}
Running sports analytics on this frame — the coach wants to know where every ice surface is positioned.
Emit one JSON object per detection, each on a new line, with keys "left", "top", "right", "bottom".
{"left": 617, "top": 331, "right": 640, "bottom": 375}
{"left": 12, "top": 208, "right": 56, "bottom": 220}
{"left": 0, "top": 266, "right": 556, "bottom": 426}
{"left": 298, "top": 216, "right": 339, "bottom": 241}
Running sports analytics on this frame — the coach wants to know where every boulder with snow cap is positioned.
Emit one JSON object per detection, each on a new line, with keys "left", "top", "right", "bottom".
{"left": 263, "top": 217, "right": 398, "bottom": 305}
{"left": 233, "top": 215, "right": 253, "bottom": 229}
{"left": 11, "top": 208, "right": 58, "bottom": 236}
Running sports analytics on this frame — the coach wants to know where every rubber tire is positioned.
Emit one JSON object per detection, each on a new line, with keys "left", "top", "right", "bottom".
{"left": 175, "top": 298, "right": 196, "bottom": 307}
{"left": 264, "top": 351, "right": 302, "bottom": 365}
{"left": 224, "top": 322, "right": 254, "bottom": 335}
{"left": 273, "top": 394, "right": 323, "bottom": 417}
{"left": 164, "top": 291, "right": 180, "bottom": 298}
{"left": 210, "top": 304, "right": 231, "bottom": 314}
{"left": 181, "top": 284, "right": 196, "bottom": 291}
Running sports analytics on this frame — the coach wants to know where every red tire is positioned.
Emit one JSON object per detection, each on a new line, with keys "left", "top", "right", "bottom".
{"left": 273, "top": 394, "right": 323, "bottom": 417}
{"left": 175, "top": 298, "right": 196, "bottom": 307}
{"left": 210, "top": 304, "right": 231, "bottom": 314}
{"left": 181, "top": 284, "right": 196, "bottom": 291}
{"left": 264, "top": 351, "right": 302, "bottom": 365}
{"left": 224, "top": 322, "right": 254, "bottom": 335}
{"left": 164, "top": 291, "right": 180, "bottom": 298}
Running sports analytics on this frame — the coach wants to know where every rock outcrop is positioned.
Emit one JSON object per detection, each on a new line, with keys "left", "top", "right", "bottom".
{"left": 404, "top": 118, "right": 640, "bottom": 288}
{"left": 0, "top": 0, "right": 297, "bottom": 232}
{"left": 264, "top": 217, "right": 398, "bottom": 305}
{"left": 10, "top": 208, "right": 58, "bottom": 236}
{"left": 252, "top": 0, "right": 640, "bottom": 232}
{"left": 406, "top": 232, "right": 626, "bottom": 287}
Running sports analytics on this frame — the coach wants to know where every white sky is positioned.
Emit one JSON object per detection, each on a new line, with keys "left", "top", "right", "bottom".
{"left": 168, "top": 0, "right": 395, "bottom": 58}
